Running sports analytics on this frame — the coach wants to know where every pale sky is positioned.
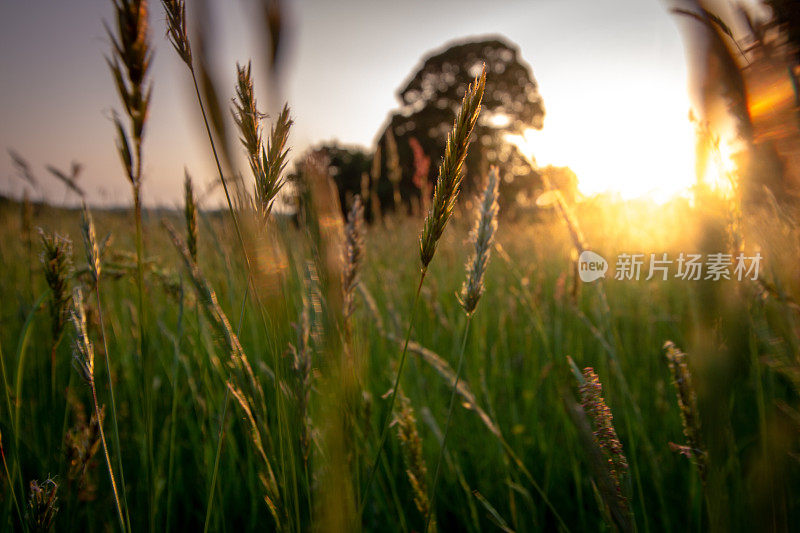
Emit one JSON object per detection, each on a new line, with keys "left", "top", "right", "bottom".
{"left": 0, "top": 0, "right": 701, "bottom": 207}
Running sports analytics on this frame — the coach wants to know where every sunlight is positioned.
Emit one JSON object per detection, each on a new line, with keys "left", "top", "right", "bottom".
{"left": 506, "top": 82, "right": 701, "bottom": 204}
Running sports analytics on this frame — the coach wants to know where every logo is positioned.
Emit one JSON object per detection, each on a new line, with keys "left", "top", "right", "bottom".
{"left": 578, "top": 250, "right": 608, "bottom": 282}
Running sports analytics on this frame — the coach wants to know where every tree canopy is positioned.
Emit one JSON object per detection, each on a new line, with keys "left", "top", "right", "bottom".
{"left": 372, "top": 36, "right": 546, "bottom": 213}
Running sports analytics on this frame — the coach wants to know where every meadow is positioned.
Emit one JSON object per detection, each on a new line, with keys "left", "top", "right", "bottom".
{"left": 3, "top": 0, "right": 800, "bottom": 531}
{"left": 3, "top": 181, "right": 800, "bottom": 532}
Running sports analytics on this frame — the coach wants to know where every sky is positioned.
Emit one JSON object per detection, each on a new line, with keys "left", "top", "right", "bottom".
{"left": 0, "top": 0, "right": 706, "bottom": 207}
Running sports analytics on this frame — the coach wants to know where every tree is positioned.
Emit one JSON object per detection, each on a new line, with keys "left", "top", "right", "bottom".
{"left": 290, "top": 142, "right": 372, "bottom": 217}
{"left": 372, "top": 36, "right": 546, "bottom": 213}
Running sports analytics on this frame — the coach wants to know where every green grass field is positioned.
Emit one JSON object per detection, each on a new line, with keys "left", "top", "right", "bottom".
{"left": 2, "top": 189, "right": 799, "bottom": 532}
{"left": 3, "top": 1, "right": 800, "bottom": 530}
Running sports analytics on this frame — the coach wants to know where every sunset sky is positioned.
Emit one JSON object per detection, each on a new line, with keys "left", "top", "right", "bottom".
{"left": 0, "top": 0, "right": 718, "bottom": 207}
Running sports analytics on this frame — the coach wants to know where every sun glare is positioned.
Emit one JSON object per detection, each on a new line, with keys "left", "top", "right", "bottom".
{"left": 506, "top": 82, "right": 703, "bottom": 204}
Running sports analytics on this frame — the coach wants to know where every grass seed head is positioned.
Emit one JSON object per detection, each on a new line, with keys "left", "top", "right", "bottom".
{"left": 392, "top": 391, "right": 433, "bottom": 526}
{"left": 26, "top": 478, "right": 59, "bottom": 533}
{"left": 80, "top": 204, "right": 102, "bottom": 282}
{"left": 233, "top": 64, "right": 293, "bottom": 217}
{"left": 39, "top": 229, "right": 73, "bottom": 342}
{"left": 161, "top": 0, "right": 192, "bottom": 66}
{"left": 71, "top": 288, "right": 95, "bottom": 384}
{"left": 664, "top": 340, "right": 707, "bottom": 482}
{"left": 420, "top": 65, "right": 486, "bottom": 270}
{"left": 107, "top": 0, "right": 152, "bottom": 153}
{"left": 342, "top": 195, "right": 365, "bottom": 320}
{"left": 578, "top": 367, "right": 628, "bottom": 505}
{"left": 459, "top": 166, "right": 499, "bottom": 315}
{"left": 183, "top": 171, "right": 198, "bottom": 262}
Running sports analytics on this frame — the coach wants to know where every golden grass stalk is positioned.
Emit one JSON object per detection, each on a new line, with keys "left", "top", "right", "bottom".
{"left": 427, "top": 166, "right": 500, "bottom": 531}
{"left": 290, "top": 264, "right": 316, "bottom": 464}
{"left": 184, "top": 171, "right": 198, "bottom": 262}
{"left": 393, "top": 391, "right": 435, "bottom": 530}
{"left": 567, "top": 359, "right": 632, "bottom": 532}
{"left": 342, "top": 195, "right": 365, "bottom": 323}
{"left": 161, "top": 0, "right": 191, "bottom": 67}
{"left": 25, "top": 478, "right": 58, "bottom": 533}
{"left": 360, "top": 68, "right": 486, "bottom": 513}
{"left": 39, "top": 230, "right": 72, "bottom": 383}
{"left": 105, "top": 2, "right": 152, "bottom": 518}
{"left": 459, "top": 166, "right": 500, "bottom": 316}
{"left": 419, "top": 65, "right": 486, "bottom": 271}
{"left": 70, "top": 288, "right": 125, "bottom": 532}
{"left": 232, "top": 62, "right": 293, "bottom": 217}
{"left": 79, "top": 205, "right": 101, "bottom": 283}
{"left": 664, "top": 341, "right": 708, "bottom": 484}
{"left": 79, "top": 204, "right": 130, "bottom": 530}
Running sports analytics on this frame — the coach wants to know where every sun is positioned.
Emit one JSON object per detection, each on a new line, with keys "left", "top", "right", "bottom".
{"left": 505, "top": 80, "right": 706, "bottom": 204}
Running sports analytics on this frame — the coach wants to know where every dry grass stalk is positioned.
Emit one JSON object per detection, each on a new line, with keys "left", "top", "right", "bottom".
{"left": 64, "top": 399, "right": 103, "bottom": 495}
{"left": 233, "top": 63, "right": 293, "bottom": 217}
{"left": 161, "top": 0, "right": 191, "bottom": 66}
{"left": 382, "top": 331, "right": 503, "bottom": 440}
{"left": 392, "top": 391, "right": 435, "bottom": 529}
{"left": 106, "top": 0, "right": 152, "bottom": 177}
{"left": 26, "top": 478, "right": 58, "bottom": 533}
{"left": 80, "top": 205, "right": 102, "bottom": 283}
{"left": 290, "top": 264, "right": 317, "bottom": 463}
{"left": 39, "top": 230, "right": 72, "bottom": 348}
{"left": 106, "top": 0, "right": 152, "bottom": 187}
{"left": 419, "top": 65, "right": 486, "bottom": 271}
{"left": 664, "top": 341, "right": 708, "bottom": 483}
{"left": 163, "top": 221, "right": 283, "bottom": 526}
{"left": 70, "top": 288, "right": 125, "bottom": 531}
{"left": 184, "top": 171, "right": 198, "bottom": 262}
{"left": 163, "top": 221, "right": 265, "bottom": 410}
{"left": 46, "top": 162, "right": 85, "bottom": 198}
{"left": 571, "top": 363, "right": 632, "bottom": 531}
{"left": 8, "top": 149, "right": 38, "bottom": 189}
{"left": 459, "top": 166, "right": 500, "bottom": 316}
{"left": 342, "top": 195, "right": 365, "bottom": 323}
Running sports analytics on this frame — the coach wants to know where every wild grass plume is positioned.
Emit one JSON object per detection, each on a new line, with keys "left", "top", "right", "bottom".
{"left": 664, "top": 340, "right": 707, "bottom": 483}
{"left": 342, "top": 195, "right": 365, "bottom": 322}
{"left": 393, "top": 391, "right": 435, "bottom": 529}
{"left": 161, "top": 0, "right": 191, "bottom": 67}
{"left": 183, "top": 171, "right": 198, "bottom": 262}
{"left": 70, "top": 288, "right": 125, "bottom": 531}
{"left": 26, "top": 478, "right": 58, "bottom": 533}
{"left": 419, "top": 65, "right": 486, "bottom": 271}
{"left": 568, "top": 361, "right": 632, "bottom": 532}
{"left": 233, "top": 63, "right": 293, "bottom": 217}
{"left": 458, "top": 165, "right": 500, "bottom": 316}
{"left": 39, "top": 230, "right": 72, "bottom": 351}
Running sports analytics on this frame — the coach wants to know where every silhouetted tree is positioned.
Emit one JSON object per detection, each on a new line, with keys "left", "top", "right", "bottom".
{"left": 372, "top": 36, "right": 546, "bottom": 213}
{"left": 290, "top": 143, "right": 372, "bottom": 218}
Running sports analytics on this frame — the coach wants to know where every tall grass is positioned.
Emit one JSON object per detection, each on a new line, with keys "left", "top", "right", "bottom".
{"left": 3, "top": 2, "right": 800, "bottom": 532}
